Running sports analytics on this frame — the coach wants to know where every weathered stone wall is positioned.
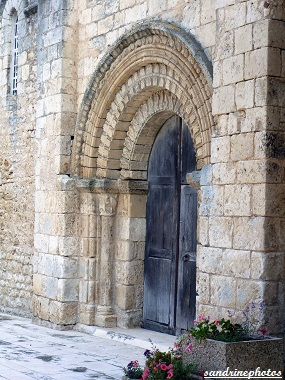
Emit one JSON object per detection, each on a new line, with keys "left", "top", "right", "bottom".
{"left": 0, "top": 0, "right": 38, "bottom": 315}
{"left": 1, "top": 0, "right": 285, "bottom": 340}
{"left": 32, "top": 0, "right": 79, "bottom": 327}
{"left": 76, "top": 0, "right": 216, "bottom": 106}
{"left": 71, "top": 16, "right": 213, "bottom": 329}
{"left": 197, "top": 0, "right": 285, "bottom": 334}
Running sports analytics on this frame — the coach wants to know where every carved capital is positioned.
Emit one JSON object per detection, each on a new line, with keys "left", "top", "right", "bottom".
{"left": 98, "top": 194, "right": 118, "bottom": 216}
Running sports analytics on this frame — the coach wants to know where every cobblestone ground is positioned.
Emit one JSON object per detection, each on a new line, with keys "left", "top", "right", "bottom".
{"left": 0, "top": 313, "right": 158, "bottom": 380}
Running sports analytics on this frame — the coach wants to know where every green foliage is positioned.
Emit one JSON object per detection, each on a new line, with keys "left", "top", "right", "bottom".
{"left": 188, "top": 315, "right": 246, "bottom": 343}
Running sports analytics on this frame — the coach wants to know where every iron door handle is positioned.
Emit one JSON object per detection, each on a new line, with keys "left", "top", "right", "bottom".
{"left": 182, "top": 253, "right": 190, "bottom": 262}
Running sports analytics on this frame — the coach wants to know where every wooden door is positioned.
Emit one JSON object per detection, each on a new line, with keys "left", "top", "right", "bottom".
{"left": 143, "top": 115, "right": 197, "bottom": 335}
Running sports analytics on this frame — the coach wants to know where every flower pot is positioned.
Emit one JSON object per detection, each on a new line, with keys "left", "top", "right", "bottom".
{"left": 182, "top": 336, "right": 283, "bottom": 372}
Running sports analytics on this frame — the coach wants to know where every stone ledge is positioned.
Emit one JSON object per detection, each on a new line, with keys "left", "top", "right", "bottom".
{"left": 75, "top": 324, "right": 176, "bottom": 352}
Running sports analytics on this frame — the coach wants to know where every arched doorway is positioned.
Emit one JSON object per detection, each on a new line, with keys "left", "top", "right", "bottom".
{"left": 70, "top": 22, "right": 213, "bottom": 330}
{"left": 143, "top": 115, "right": 197, "bottom": 335}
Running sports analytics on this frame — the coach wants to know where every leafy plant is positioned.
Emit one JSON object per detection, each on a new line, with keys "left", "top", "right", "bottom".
{"left": 123, "top": 360, "right": 144, "bottom": 379}
{"left": 181, "top": 302, "right": 268, "bottom": 346}
{"left": 188, "top": 315, "right": 246, "bottom": 343}
{"left": 141, "top": 346, "right": 196, "bottom": 379}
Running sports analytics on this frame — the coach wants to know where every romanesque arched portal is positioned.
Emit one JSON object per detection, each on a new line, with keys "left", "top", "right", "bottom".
{"left": 71, "top": 21, "right": 213, "bottom": 329}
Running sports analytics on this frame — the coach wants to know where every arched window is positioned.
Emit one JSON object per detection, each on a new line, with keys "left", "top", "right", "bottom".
{"left": 10, "top": 12, "right": 18, "bottom": 95}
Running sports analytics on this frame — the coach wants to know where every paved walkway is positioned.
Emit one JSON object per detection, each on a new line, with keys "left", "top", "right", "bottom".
{"left": 0, "top": 313, "right": 176, "bottom": 380}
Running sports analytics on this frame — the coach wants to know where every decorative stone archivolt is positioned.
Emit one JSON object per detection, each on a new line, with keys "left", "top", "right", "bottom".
{"left": 71, "top": 21, "right": 213, "bottom": 181}
{"left": 119, "top": 89, "right": 199, "bottom": 180}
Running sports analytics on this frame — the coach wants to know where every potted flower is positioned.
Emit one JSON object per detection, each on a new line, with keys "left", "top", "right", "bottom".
{"left": 123, "top": 346, "right": 197, "bottom": 380}
{"left": 141, "top": 346, "right": 196, "bottom": 379}
{"left": 123, "top": 360, "right": 144, "bottom": 379}
{"left": 177, "top": 303, "right": 284, "bottom": 373}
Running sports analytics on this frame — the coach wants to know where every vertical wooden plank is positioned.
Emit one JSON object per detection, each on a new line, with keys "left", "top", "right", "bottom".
{"left": 176, "top": 121, "right": 197, "bottom": 333}
{"left": 143, "top": 116, "right": 179, "bottom": 334}
{"left": 143, "top": 116, "right": 198, "bottom": 335}
{"left": 176, "top": 186, "right": 197, "bottom": 332}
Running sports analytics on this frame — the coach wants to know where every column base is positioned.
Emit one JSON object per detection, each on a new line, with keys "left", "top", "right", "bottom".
{"left": 95, "top": 306, "right": 117, "bottom": 327}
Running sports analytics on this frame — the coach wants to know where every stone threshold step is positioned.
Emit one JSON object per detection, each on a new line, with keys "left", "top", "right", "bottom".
{"left": 75, "top": 324, "right": 177, "bottom": 352}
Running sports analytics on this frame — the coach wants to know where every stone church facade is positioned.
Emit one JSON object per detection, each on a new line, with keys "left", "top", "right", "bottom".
{"left": 0, "top": 0, "right": 285, "bottom": 337}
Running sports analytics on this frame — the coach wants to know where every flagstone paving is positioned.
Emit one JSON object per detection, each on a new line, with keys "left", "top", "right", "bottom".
{"left": 0, "top": 313, "right": 176, "bottom": 380}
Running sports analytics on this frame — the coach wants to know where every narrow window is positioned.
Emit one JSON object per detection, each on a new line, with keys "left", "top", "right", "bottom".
{"left": 11, "top": 13, "right": 18, "bottom": 95}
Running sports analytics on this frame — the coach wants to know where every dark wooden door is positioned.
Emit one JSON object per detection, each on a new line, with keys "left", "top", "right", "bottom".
{"left": 143, "top": 115, "right": 197, "bottom": 335}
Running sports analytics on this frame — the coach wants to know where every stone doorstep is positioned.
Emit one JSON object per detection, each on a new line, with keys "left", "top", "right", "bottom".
{"left": 75, "top": 323, "right": 176, "bottom": 352}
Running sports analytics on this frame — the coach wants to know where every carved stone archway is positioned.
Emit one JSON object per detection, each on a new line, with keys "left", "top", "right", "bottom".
{"left": 72, "top": 21, "right": 214, "bottom": 328}
{"left": 71, "top": 21, "right": 213, "bottom": 179}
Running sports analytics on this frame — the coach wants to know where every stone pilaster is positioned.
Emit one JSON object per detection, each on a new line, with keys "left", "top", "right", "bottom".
{"left": 95, "top": 193, "right": 118, "bottom": 327}
{"left": 33, "top": 0, "right": 79, "bottom": 327}
{"left": 115, "top": 189, "right": 147, "bottom": 328}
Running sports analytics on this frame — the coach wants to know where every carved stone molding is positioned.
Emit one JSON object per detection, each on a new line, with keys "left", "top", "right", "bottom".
{"left": 75, "top": 178, "right": 148, "bottom": 195}
{"left": 98, "top": 194, "right": 118, "bottom": 216}
{"left": 71, "top": 21, "right": 213, "bottom": 180}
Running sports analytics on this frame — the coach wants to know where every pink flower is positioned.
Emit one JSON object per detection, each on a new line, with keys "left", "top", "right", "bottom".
{"left": 194, "top": 319, "right": 197, "bottom": 325}
{"left": 197, "top": 314, "right": 210, "bottom": 322}
{"left": 142, "top": 366, "right": 150, "bottom": 380}
{"left": 167, "top": 369, "right": 174, "bottom": 379}
{"left": 214, "top": 320, "right": 219, "bottom": 326}
{"left": 185, "top": 344, "right": 193, "bottom": 352}
{"left": 133, "top": 360, "right": 138, "bottom": 367}
{"left": 160, "top": 363, "right": 173, "bottom": 371}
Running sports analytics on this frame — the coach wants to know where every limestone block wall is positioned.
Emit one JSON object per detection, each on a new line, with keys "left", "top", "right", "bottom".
{"left": 32, "top": 0, "right": 80, "bottom": 326}
{"left": 71, "top": 0, "right": 285, "bottom": 335}
{"left": 1, "top": 0, "right": 284, "bottom": 337}
{"left": 264, "top": 6, "right": 285, "bottom": 332}
{"left": 0, "top": 0, "right": 38, "bottom": 315}
{"left": 76, "top": 0, "right": 216, "bottom": 107}
{"left": 37, "top": 0, "right": 216, "bottom": 328}
{"left": 33, "top": 0, "right": 285, "bottom": 334}
{"left": 197, "top": 0, "right": 285, "bottom": 334}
